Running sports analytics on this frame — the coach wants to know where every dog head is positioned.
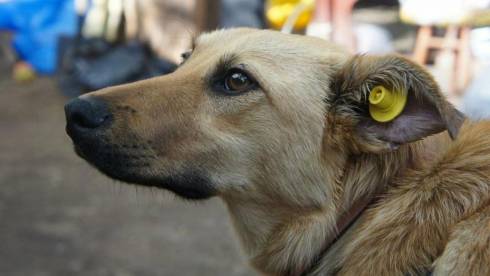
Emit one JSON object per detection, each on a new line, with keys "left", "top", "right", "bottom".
{"left": 65, "top": 28, "right": 464, "bottom": 202}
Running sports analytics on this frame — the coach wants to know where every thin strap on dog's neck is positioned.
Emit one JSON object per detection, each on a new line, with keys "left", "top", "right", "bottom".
{"left": 300, "top": 194, "right": 376, "bottom": 276}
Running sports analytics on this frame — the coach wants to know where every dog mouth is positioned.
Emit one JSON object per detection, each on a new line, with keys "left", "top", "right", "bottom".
{"left": 72, "top": 134, "right": 155, "bottom": 177}
{"left": 70, "top": 135, "right": 216, "bottom": 200}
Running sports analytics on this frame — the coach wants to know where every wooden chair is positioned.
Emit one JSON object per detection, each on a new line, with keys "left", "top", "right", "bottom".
{"left": 400, "top": 0, "right": 483, "bottom": 95}
{"left": 412, "top": 25, "right": 472, "bottom": 95}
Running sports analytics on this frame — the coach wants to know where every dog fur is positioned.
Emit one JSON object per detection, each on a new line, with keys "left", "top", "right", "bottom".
{"left": 66, "top": 28, "right": 490, "bottom": 275}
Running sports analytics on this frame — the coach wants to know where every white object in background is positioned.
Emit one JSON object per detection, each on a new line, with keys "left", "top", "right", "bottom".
{"left": 463, "top": 66, "right": 490, "bottom": 119}
{"left": 471, "top": 27, "right": 490, "bottom": 62}
{"left": 307, "top": 23, "right": 394, "bottom": 54}
{"left": 106, "top": 0, "right": 123, "bottom": 42}
{"left": 75, "top": 0, "right": 89, "bottom": 15}
{"left": 82, "top": 0, "right": 108, "bottom": 38}
{"left": 124, "top": 0, "right": 138, "bottom": 40}
{"left": 306, "top": 22, "right": 332, "bottom": 39}
{"left": 399, "top": 0, "right": 486, "bottom": 25}
{"left": 465, "top": 27, "right": 490, "bottom": 118}
{"left": 400, "top": 0, "right": 464, "bottom": 24}
{"left": 355, "top": 23, "right": 394, "bottom": 54}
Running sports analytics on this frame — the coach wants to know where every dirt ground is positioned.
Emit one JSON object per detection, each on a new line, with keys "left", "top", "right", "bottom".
{"left": 0, "top": 70, "right": 253, "bottom": 275}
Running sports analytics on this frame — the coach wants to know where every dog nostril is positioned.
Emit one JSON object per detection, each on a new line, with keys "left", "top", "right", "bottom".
{"left": 65, "top": 97, "right": 112, "bottom": 130}
{"left": 71, "top": 110, "right": 108, "bottom": 128}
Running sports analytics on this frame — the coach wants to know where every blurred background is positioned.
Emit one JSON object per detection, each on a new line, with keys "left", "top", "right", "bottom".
{"left": 1, "top": 0, "right": 490, "bottom": 275}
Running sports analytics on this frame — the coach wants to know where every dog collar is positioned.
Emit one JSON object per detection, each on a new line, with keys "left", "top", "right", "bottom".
{"left": 301, "top": 194, "right": 376, "bottom": 275}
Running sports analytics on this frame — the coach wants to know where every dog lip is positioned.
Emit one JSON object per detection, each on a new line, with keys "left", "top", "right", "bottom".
{"left": 65, "top": 119, "right": 110, "bottom": 145}
{"left": 73, "top": 144, "right": 86, "bottom": 159}
{"left": 75, "top": 145, "right": 217, "bottom": 200}
{"left": 102, "top": 170, "right": 217, "bottom": 200}
{"left": 65, "top": 122, "right": 79, "bottom": 142}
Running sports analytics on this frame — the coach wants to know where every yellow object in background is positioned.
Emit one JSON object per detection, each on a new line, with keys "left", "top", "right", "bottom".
{"left": 368, "top": 86, "right": 407, "bottom": 122}
{"left": 13, "top": 62, "right": 36, "bottom": 83}
{"left": 266, "top": 0, "right": 314, "bottom": 30}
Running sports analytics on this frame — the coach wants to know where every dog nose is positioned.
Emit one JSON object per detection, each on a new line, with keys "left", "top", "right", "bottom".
{"left": 65, "top": 97, "right": 111, "bottom": 130}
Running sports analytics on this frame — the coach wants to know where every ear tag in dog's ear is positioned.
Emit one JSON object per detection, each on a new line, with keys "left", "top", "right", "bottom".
{"left": 368, "top": 85, "right": 407, "bottom": 123}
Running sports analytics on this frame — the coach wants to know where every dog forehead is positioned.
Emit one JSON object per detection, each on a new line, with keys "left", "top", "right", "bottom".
{"left": 197, "top": 28, "right": 279, "bottom": 50}
{"left": 196, "top": 28, "right": 341, "bottom": 60}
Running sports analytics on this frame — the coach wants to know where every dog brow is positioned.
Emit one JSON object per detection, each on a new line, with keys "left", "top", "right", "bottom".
{"left": 216, "top": 54, "right": 239, "bottom": 72}
{"left": 206, "top": 53, "right": 240, "bottom": 82}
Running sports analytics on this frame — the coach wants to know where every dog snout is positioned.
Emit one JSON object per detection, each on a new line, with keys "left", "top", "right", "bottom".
{"left": 65, "top": 96, "right": 112, "bottom": 138}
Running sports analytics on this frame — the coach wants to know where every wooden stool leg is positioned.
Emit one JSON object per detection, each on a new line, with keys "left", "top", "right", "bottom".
{"left": 413, "top": 26, "right": 432, "bottom": 65}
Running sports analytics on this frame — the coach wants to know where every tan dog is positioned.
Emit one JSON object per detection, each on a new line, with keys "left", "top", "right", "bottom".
{"left": 65, "top": 28, "right": 490, "bottom": 275}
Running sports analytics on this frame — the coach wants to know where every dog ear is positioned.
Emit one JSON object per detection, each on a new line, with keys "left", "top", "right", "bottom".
{"left": 329, "top": 55, "right": 465, "bottom": 152}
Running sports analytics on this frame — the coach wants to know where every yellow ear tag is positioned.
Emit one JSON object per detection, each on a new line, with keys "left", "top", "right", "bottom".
{"left": 368, "top": 86, "right": 407, "bottom": 123}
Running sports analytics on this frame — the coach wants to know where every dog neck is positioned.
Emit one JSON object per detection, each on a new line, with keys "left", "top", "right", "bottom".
{"left": 222, "top": 141, "right": 425, "bottom": 275}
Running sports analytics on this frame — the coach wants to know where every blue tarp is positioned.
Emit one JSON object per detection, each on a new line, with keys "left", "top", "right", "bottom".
{"left": 0, "top": 0, "right": 77, "bottom": 74}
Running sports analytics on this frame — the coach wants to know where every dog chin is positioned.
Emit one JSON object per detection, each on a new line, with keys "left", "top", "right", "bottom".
{"left": 74, "top": 145, "right": 216, "bottom": 200}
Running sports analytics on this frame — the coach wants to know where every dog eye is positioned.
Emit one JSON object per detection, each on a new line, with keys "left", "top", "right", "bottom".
{"left": 223, "top": 69, "right": 255, "bottom": 93}
{"left": 181, "top": 51, "right": 191, "bottom": 59}
{"left": 180, "top": 51, "right": 192, "bottom": 63}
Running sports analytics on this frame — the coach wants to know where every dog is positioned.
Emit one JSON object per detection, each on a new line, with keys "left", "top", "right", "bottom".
{"left": 65, "top": 28, "right": 490, "bottom": 275}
